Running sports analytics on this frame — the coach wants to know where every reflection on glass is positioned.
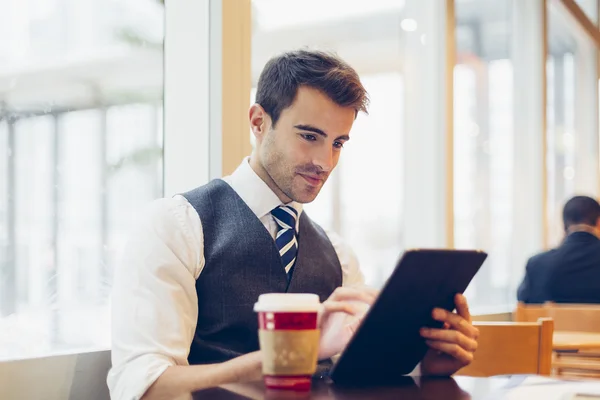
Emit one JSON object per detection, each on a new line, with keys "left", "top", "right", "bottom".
{"left": 0, "top": 0, "right": 164, "bottom": 360}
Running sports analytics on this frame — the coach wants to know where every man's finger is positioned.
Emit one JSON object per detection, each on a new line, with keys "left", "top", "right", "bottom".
{"left": 347, "top": 318, "right": 362, "bottom": 335}
{"left": 455, "top": 294, "right": 472, "bottom": 324}
{"left": 327, "top": 287, "right": 379, "bottom": 305}
{"left": 431, "top": 308, "right": 479, "bottom": 339}
{"left": 425, "top": 340, "right": 473, "bottom": 365}
{"left": 420, "top": 328, "right": 478, "bottom": 352}
{"left": 318, "top": 301, "right": 359, "bottom": 327}
{"left": 320, "top": 301, "right": 358, "bottom": 318}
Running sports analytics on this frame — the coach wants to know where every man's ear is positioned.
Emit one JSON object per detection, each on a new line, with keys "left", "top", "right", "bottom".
{"left": 249, "top": 104, "right": 270, "bottom": 141}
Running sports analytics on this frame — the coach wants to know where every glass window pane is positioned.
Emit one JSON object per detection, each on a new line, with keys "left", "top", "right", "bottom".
{"left": 454, "top": 0, "right": 516, "bottom": 309}
{"left": 547, "top": 3, "right": 598, "bottom": 246}
{"left": 107, "top": 104, "right": 163, "bottom": 273}
{"left": 0, "top": 120, "right": 7, "bottom": 277}
{"left": 575, "top": 0, "right": 598, "bottom": 24}
{"left": 0, "top": 0, "right": 164, "bottom": 360}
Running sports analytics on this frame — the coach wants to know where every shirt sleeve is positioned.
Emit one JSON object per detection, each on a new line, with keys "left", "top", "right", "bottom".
{"left": 325, "top": 230, "right": 366, "bottom": 288}
{"left": 107, "top": 196, "right": 205, "bottom": 400}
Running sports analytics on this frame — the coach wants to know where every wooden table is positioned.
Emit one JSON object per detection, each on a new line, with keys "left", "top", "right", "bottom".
{"left": 192, "top": 376, "right": 524, "bottom": 399}
{"left": 554, "top": 331, "right": 600, "bottom": 352}
{"left": 552, "top": 331, "right": 600, "bottom": 377}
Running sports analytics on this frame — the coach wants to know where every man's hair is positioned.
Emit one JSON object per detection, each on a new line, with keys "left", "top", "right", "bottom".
{"left": 563, "top": 195, "right": 600, "bottom": 230}
{"left": 255, "top": 49, "right": 369, "bottom": 127}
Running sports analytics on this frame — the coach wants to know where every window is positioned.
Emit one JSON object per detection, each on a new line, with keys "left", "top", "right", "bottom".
{"left": 575, "top": 0, "right": 598, "bottom": 25}
{"left": 546, "top": 1, "right": 598, "bottom": 247}
{"left": 454, "top": 0, "right": 515, "bottom": 308}
{"left": 454, "top": 0, "right": 549, "bottom": 311}
{"left": 0, "top": 0, "right": 164, "bottom": 360}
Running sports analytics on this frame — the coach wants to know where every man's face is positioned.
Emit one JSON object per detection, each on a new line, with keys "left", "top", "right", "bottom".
{"left": 250, "top": 86, "right": 356, "bottom": 204}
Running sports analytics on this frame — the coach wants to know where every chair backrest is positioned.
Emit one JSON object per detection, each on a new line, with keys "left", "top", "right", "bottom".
{"left": 545, "top": 303, "right": 600, "bottom": 333}
{"left": 514, "top": 302, "right": 549, "bottom": 322}
{"left": 457, "top": 318, "right": 554, "bottom": 377}
{"left": 515, "top": 302, "right": 600, "bottom": 333}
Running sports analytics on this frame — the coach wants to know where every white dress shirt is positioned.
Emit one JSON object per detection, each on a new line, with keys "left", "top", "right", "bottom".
{"left": 107, "top": 158, "right": 365, "bottom": 400}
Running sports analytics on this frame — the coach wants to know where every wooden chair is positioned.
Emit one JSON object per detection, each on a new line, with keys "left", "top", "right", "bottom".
{"left": 514, "top": 302, "right": 600, "bottom": 378}
{"left": 457, "top": 318, "right": 554, "bottom": 377}
{"left": 545, "top": 303, "right": 600, "bottom": 333}
{"left": 514, "top": 302, "right": 600, "bottom": 332}
{"left": 514, "top": 302, "right": 549, "bottom": 323}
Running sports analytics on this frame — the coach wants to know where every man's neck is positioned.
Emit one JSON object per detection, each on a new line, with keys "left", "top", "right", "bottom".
{"left": 248, "top": 154, "right": 292, "bottom": 204}
{"left": 567, "top": 224, "right": 600, "bottom": 239}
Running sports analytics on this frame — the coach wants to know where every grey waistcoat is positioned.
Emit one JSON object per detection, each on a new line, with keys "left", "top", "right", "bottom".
{"left": 181, "top": 179, "right": 342, "bottom": 364}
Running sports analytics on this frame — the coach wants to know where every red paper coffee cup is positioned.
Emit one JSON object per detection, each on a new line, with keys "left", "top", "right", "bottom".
{"left": 254, "top": 293, "right": 321, "bottom": 392}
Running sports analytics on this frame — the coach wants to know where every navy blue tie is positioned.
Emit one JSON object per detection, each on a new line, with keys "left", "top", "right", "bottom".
{"left": 271, "top": 205, "right": 299, "bottom": 279}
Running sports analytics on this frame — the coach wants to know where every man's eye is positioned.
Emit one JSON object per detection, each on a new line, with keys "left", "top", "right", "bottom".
{"left": 334, "top": 141, "right": 345, "bottom": 149}
{"left": 302, "top": 134, "right": 317, "bottom": 141}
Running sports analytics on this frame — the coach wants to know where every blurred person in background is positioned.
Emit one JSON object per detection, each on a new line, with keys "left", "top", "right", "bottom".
{"left": 518, "top": 195, "right": 600, "bottom": 304}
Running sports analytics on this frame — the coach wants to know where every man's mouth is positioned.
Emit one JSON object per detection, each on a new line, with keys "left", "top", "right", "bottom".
{"left": 298, "top": 173, "right": 323, "bottom": 186}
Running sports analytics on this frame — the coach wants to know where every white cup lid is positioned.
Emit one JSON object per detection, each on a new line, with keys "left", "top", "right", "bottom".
{"left": 253, "top": 293, "right": 321, "bottom": 312}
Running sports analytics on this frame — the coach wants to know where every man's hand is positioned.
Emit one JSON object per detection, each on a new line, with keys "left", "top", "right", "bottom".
{"left": 317, "top": 286, "right": 379, "bottom": 360}
{"left": 419, "top": 294, "right": 479, "bottom": 376}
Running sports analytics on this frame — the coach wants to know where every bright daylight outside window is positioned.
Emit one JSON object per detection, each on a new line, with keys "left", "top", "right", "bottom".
{"left": 546, "top": 1, "right": 598, "bottom": 247}
{"left": 0, "top": 0, "right": 164, "bottom": 360}
{"left": 454, "top": 0, "right": 515, "bottom": 309}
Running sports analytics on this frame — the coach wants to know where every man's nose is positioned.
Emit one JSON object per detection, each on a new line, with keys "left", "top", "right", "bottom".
{"left": 313, "top": 146, "right": 334, "bottom": 173}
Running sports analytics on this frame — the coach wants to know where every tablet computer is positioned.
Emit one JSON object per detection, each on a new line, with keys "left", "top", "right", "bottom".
{"left": 328, "top": 248, "right": 487, "bottom": 386}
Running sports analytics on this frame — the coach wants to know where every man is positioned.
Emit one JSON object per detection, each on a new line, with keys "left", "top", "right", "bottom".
{"left": 518, "top": 195, "right": 600, "bottom": 304}
{"left": 108, "top": 50, "right": 479, "bottom": 400}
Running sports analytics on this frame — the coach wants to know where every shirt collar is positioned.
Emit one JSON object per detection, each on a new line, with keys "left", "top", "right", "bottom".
{"left": 566, "top": 224, "right": 600, "bottom": 239}
{"left": 223, "top": 157, "right": 303, "bottom": 221}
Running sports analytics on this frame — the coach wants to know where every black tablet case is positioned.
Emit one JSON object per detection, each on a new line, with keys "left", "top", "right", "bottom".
{"left": 329, "top": 249, "right": 487, "bottom": 386}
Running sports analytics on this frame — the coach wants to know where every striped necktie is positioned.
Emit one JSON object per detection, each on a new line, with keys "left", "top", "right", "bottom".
{"left": 271, "top": 205, "right": 299, "bottom": 278}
